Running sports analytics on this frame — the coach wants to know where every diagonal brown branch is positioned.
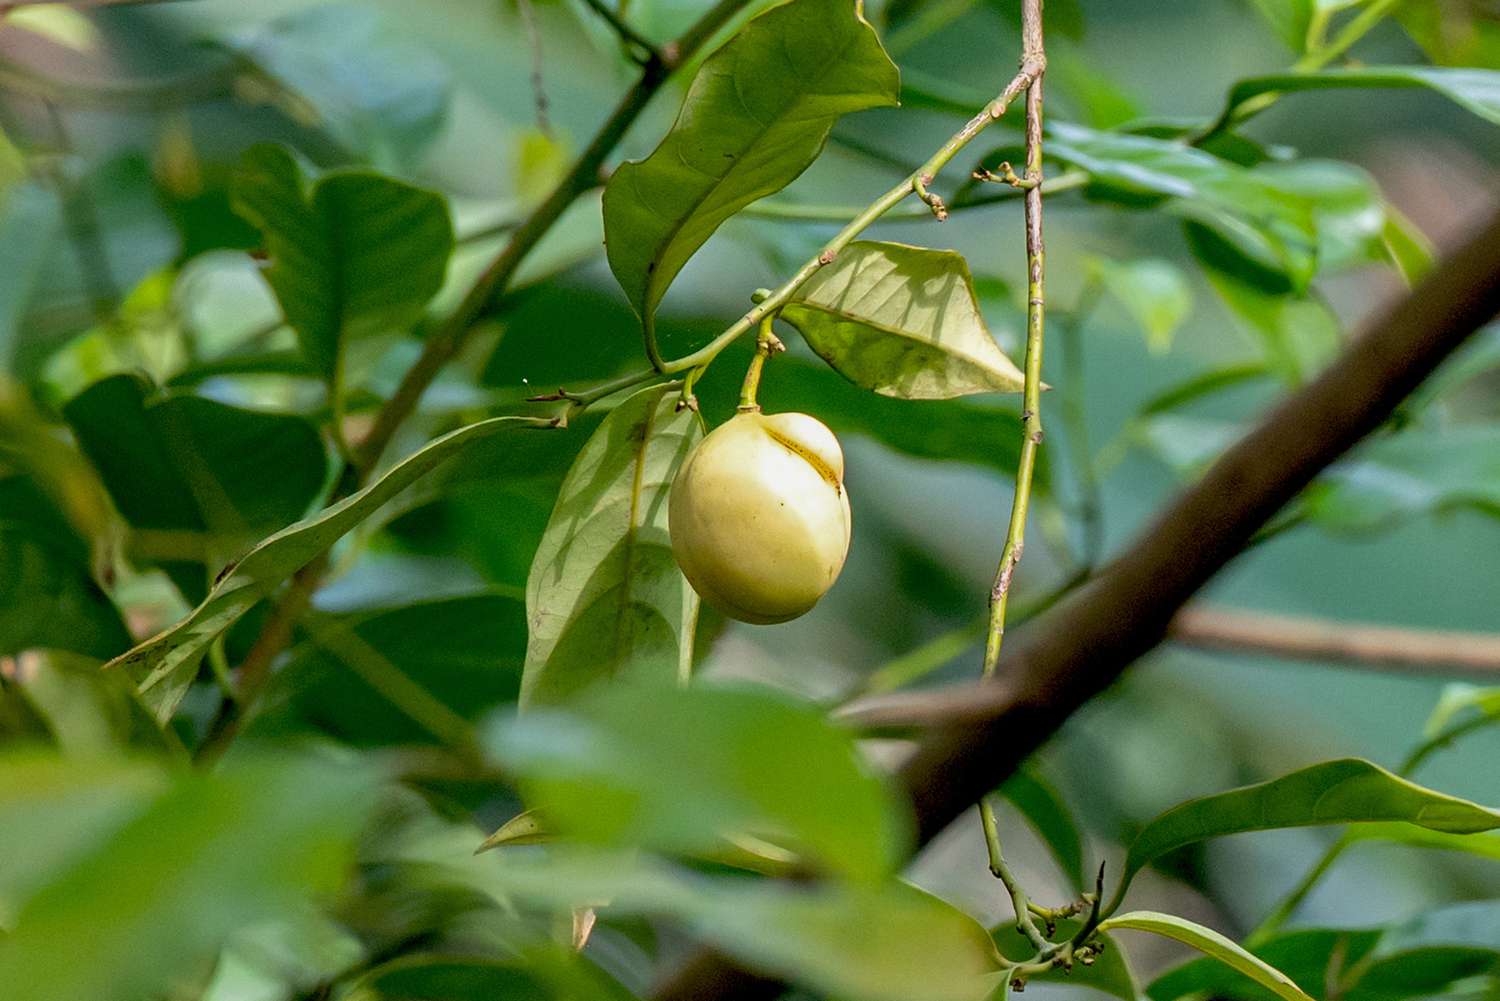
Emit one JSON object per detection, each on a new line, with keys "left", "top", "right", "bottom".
{"left": 651, "top": 206, "right": 1500, "bottom": 1001}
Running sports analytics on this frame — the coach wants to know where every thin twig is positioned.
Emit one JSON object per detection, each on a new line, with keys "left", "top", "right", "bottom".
{"left": 517, "top": 0, "right": 552, "bottom": 135}
{"left": 579, "top": 0, "right": 661, "bottom": 63}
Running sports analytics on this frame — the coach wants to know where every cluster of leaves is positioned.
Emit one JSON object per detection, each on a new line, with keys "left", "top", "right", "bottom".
{"left": 3, "top": 1, "right": 1500, "bottom": 1000}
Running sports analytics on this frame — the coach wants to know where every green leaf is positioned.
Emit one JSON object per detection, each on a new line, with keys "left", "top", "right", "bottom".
{"left": 994, "top": 919, "right": 1137, "bottom": 1001}
{"left": 0, "top": 752, "right": 378, "bottom": 1001}
{"left": 1148, "top": 928, "right": 1382, "bottom": 1001}
{"left": 105, "top": 415, "right": 552, "bottom": 722}
{"left": 1341, "top": 822, "right": 1500, "bottom": 863}
{"left": 486, "top": 682, "right": 910, "bottom": 881}
{"left": 1088, "top": 257, "right": 1192, "bottom": 353}
{"left": 1425, "top": 683, "right": 1500, "bottom": 740}
{"left": 229, "top": 5, "right": 451, "bottom": 167}
{"left": 481, "top": 851, "right": 1002, "bottom": 1001}
{"left": 1046, "top": 123, "right": 1320, "bottom": 287}
{"left": 63, "top": 373, "right": 327, "bottom": 594}
{"left": 780, "top": 241, "right": 1024, "bottom": 398}
{"left": 999, "top": 767, "right": 1085, "bottom": 891}
{"left": 760, "top": 357, "right": 1041, "bottom": 482}
{"left": 345, "top": 956, "right": 553, "bottom": 1001}
{"left": 1107, "top": 758, "right": 1500, "bottom": 913}
{"left": 231, "top": 144, "right": 453, "bottom": 383}
{"left": 1382, "top": 204, "right": 1435, "bottom": 286}
{"left": 478, "top": 808, "right": 552, "bottom": 850}
{"left": 1223, "top": 67, "right": 1500, "bottom": 129}
{"left": 0, "top": 476, "right": 129, "bottom": 659}
{"left": 1398, "top": 1, "right": 1500, "bottom": 67}
{"left": 1193, "top": 250, "right": 1340, "bottom": 384}
{"left": 602, "top": 0, "right": 899, "bottom": 337}
{"left": 521, "top": 385, "right": 701, "bottom": 707}
{"left": 1100, "top": 911, "right": 1314, "bottom": 1001}
{"left": 1137, "top": 363, "right": 1271, "bottom": 418}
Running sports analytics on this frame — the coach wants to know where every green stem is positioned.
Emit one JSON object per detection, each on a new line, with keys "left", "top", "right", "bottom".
{"left": 737, "top": 317, "right": 783, "bottom": 412}
{"left": 740, "top": 171, "right": 1088, "bottom": 223}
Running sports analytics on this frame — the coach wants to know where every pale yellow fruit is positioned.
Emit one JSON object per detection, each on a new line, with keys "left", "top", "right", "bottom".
{"left": 669, "top": 411, "right": 851, "bottom": 624}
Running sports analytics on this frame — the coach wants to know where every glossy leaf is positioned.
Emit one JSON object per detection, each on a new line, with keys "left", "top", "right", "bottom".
{"left": 994, "top": 919, "right": 1136, "bottom": 1001}
{"left": 0, "top": 476, "right": 129, "bottom": 659}
{"left": 999, "top": 767, "right": 1085, "bottom": 891}
{"left": 231, "top": 144, "right": 453, "bottom": 383}
{"left": 1107, "top": 758, "right": 1500, "bottom": 913}
{"left": 780, "top": 241, "right": 1025, "bottom": 398}
{"left": 106, "top": 415, "right": 552, "bottom": 722}
{"left": 603, "top": 0, "right": 899, "bottom": 336}
{"left": 1088, "top": 257, "right": 1192, "bottom": 353}
{"left": 487, "top": 682, "right": 909, "bottom": 881}
{"left": 63, "top": 373, "right": 326, "bottom": 594}
{"left": 521, "top": 385, "right": 701, "bottom": 707}
{"left": 229, "top": 5, "right": 451, "bottom": 166}
{"left": 0, "top": 752, "right": 377, "bottom": 1001}
{"left": 1224, "top": 67, "right": 1500, "bottom": 128}
{"left": 482, "top": 851, "right": 1002, "bottom": 1001}
{"left": 1100, "top": 911, "right": 1314, "bottom": 1001}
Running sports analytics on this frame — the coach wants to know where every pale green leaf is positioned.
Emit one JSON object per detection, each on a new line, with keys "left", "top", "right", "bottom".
{"left": 231, "top": 144, "right": 453, "bottom": 383}
{"left": 106, "top": 415, "right": 553, "bottom": 722}
{"left": 487, "top": 682, "right": 909, "bottom": 881}
{"left": 781, "top": 241, "right": 1024, "bottom": 398}
{"left": 478, "top": 808, "right": 552, "bottom": 850}
{"left": 1224, "top": 67, "right": 1500, "bottom": 128}
{"left": 1088, "top": 257, "right": 1192, "bottom": 353}
{"left": 603, "top": 0, "right": 899, "bottom": 336}
{"left": 1106, "top": 758, "right": 1500, "bottom": 913}
{"left": 521, "top": 385, "right": 701, "bottom": 706}
{"left": 1424, "top": 683, "right": 1500, "bottom": 740}
{"left": 1100, "top": 911, "right": 1314, "bottom": 1001}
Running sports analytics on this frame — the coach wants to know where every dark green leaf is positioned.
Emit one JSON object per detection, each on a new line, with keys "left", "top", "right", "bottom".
{"left": 487, "top": 682, "right": 910, "bottom": 881}
{"left": 999, "top": 767, "right": 1086, "bottom": 891}
{"left": 63, "top": 373, "right": 327, "bottom": 592}
{"left": 1223, "top": 67, "right": 1500, "bottom": 129}
{"left": 602, "top": 0, "right": 898, "bottom": 336}
{"left": 1107, "top": 759, "right": 1500, "bottom": 914}
{"left": 521, "top": 385, "right": 701, "bottom": 706}
{"left": 0, "top": 476, "right": 129, "bottom": 659}
{"left": 0, "top": 752, "right": 378, "bottom": 1001}
{"left": 780, "top": 241, "right": 1024, "bottom": 398}
{"left": 229, "top": 5, "right": 451, "bottom": 166}
{"left": 106, "top": 415, "right": 552, "bottom": 721}
{"left": 231, "top": 144, "right": 453, "bottom": 383}
{"left": 1101, "top": 911, "right": 1314, "bottom": 1001}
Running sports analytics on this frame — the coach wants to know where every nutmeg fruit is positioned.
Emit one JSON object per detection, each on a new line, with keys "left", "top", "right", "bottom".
{"left": 669, "top": 411, "right": 851, "bottom": 624}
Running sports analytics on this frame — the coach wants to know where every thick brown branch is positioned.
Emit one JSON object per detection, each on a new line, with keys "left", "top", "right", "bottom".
{"left": 1170, "top": 605, "right": 1500, "bottom": 678}
{"left": 653, "top": 207, "right": 1500, "bottom": 1001}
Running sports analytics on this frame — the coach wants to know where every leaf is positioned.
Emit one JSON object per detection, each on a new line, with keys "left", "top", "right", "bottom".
{"left": 231, "top": 144, "right": 453, "bottom": 383}
{"left": 1148, "top": 928, "right": 1382, "bottom": 1001}
{"left": 105, "top": 415, "right": 552, "bottom": 722}
{"left": 1106, "top": 758, "right": 1500, "bottom": 913}
{"left": 1424, "top": 683, "right": 1500, "bottom": 740}
{"left": 1192, "top": 249, "right": 1340, "bottom": 384}
{"left": 0, "top": 752, "right": 378, "bottom": 1001}
{"left": 602, "top": 0, "right": 899, "bottom": 336}
{"left": 486, "top": 682, "right": 910, "bottom": 882}
{"left": 478, "top": 808, "right": 552, "bottom": 850}
{"left": 1223, "top": 67, "right": 1500, "bottom": 129}
{"left": 228, "top": 4, "right": 451, "bottom": 166}
{"left": 780, "top": 241, "right": 1024, "bottom": 398}
{"left": 63, "top": 373, "right": 327, "bottom": 595}
{"left": 1381, "top": 204, "right": 1434, "bottom": 286}
{"left": 1045, "top": 123, "right": 1320, "bottom": 287}
{"left": 1137, "top": 363, "right": 1271, "bottom": 418}
{"left": 998, "top": 767, "right": 1085, "bottom": 891}
{"left": 482, "top": 851, "right": 1002, "bottom": 1001}
{"left": 0, "top": 476, "right": 130, "bottom": 660}
{"left": 1341, "top": 822, "right": 1500, "bottom": 863}
{"left": 1100, "top": 912, "right": 1314, "bottom": 1001}
{"left": 345, "top": 955, "right": 552, "bottom": 1000}
{"left": 1398, "top": 1, "right": 1500, "bottom": 67}
{"left": 1088, "top": 257, "right": 1192, "bottom": 353}
{"left": 521, "top": 385, "right": 701, "bottom": 707}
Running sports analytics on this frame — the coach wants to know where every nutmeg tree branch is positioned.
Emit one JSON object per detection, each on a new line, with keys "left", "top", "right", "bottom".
{"left": 652, "top": 206, "right": 1500, "bottom": 1001}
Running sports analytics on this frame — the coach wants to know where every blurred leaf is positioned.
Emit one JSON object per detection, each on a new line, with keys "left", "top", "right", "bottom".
{"left": 999, "top": 767, "right": 1086, "bottom": 891}
{"left": 1045, "top": 123, "right": 1319, "bottom": 287}
{"left": 254, "top": 593, "right": 527, "bottom": 747}
{"left": 760, "top": 357, "right": 1041, "bottom": 482}
{"left": 4, "top": 6, "right": 99, "bottom": 52}
{"left": 5, "top": 652, "right": 177, "bottom": 756}
{"left": 1251, "top": 160, "right": 1387, "bottom": 274}
{"left": 484, "top": 851, "right": 1001, "bottom": 1001}
{"left": 487, "top": 682, "right": 909, "bottom": 881}
{"left": 345, "top": 955, "right": 555, "bottom": 1000}
{"left": 0, "top": 129, "right": 24, "bottom": 216}
{"left": 521, "top": 385, "right": 701, "bottom": 707}
{"left": 106, "top": 415, "right": 551, "bottom": 722}
{"left": 1397, "top": 1, "right": 1500, "bottom": 67}
{"left": 1425, "top": 683, "right": 1500, "bottom": 739}
{"left": 231, "top": 144, "right": 453, "bottom": 384}
{"left": 0, "top": 475, "right": 129, "bottom": 659}
{"left": 1148, "top": 927, "right": 1382, "bottom": 1001}
{"left": 1193, "top": 248, "right": 1340, "bottom": 383}
{"left": 1223, "top": 67, "right": 1500, "bottom": 128}
{"left": 1245, "top": 0, "right": 1316, "bottom": 52}
{"left": 1107, "top": 758, "right": 1500, "bottom": 912}
{"left": 0, "top": 752, "right": 378, "bottom": 1001}
{"left": 1382, "top": 204, "right": 1435, "bottom": 287}
{"left": 1137, "top": 362, "right": 1270, "bottom": 417}
{"left": 994, "top": 919, "right": 1136, "bottom": 1000}
{"left": 479, "top": 807, "right": 552, "bottom": 850}
{"left": 1048, "top": 39, "right": 1142, "bottom": 128}
{"left": 1101, "top": 911, "right": 1314, "bottom": 1001}
{"left": 602, "top": 0, "right": 899, "bottom": 338}
{"left": 228, "top": 4, "right": 452, "bottom": 166}
{"left": 780, "top": 241, "right": 1024, "bottom": 398}
{"left": 63, "top": 373, "right": 327, "bottom": 593}
{"left": 1088, "top": 257, "right": 1192, "bottom": 353}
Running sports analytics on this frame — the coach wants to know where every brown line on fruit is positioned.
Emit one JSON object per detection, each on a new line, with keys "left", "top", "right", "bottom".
{"left": 761, "top": 426, "right": 841, "bottom": 494}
